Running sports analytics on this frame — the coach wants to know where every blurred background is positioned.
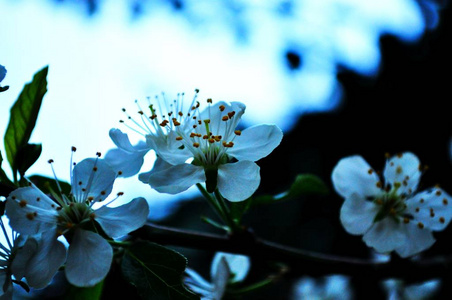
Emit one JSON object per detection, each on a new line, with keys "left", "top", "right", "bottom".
{"left": 1, "top": 0, "right": 452, "bottom": 299}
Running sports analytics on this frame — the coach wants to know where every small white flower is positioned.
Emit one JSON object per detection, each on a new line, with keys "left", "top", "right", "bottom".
{"left": 5, "top": 155, "right": 149, "bottom": 287}
{"left": 0, "top": 215, "right": 65, "bottom": 298}
{"left": 105, "top": 91, "right": 199, "bottom": 177}
{"left": 332, "top": 152, "right": 452, "bottom": 257}
{"left": 185, "top": 252, "right": 250, "bottom": 300}
{"left": 291, "top": 275, "right": 352, "bottom": 300}
{"left": 139, "top": 99, "right": 283, "bottom": 202}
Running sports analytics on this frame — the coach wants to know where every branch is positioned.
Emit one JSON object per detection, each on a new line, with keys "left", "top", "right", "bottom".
{"left": 132, "top": 223, "right": 452, "bottom": 282}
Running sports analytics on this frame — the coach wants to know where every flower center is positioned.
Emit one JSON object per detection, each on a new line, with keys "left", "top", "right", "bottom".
{"left": 57, "top": 202, "right": 93, "bottom": 234}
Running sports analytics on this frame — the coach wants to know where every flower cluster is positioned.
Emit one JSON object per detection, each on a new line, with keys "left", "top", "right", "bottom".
{"left": 106, "top": 91, "right": 283, "bottom": 202}
{"left": 332, "top": 152, "right": 452, "bottom": 257}
{"left": 4, "top": 153, "right": 149, "bottom": 288}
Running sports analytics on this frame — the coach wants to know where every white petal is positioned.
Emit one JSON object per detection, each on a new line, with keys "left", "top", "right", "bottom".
{"left": 71, "top": 158, "right": 116, "bottom": 202}
{"left": 362, "top": 218, "right": 406, "bottom": 253}
{"left": 109, "top": 128, "right": 138, "bottom": 153}
{"left": 212, "top": 257, "right": 230, "bottom": 300}
{"left": 10, "top": 236, "right": 38, "bottom": 281}
{"left": 228, "top": 125, "right": 283, "bottom": 162}
{"left": 199, "top": 101, "right": 246, "bottom": 139}
{"left": 138, "top": 157, "right": 173, "bottom": 184}
{"left": 104, "top": 144, "right": 149, "bottom": 177}
{"left": 8, "top": 186, "right": 57, "bottom": 210}
{"left": 146, "top": 163, "right": 205, "bottom": 194}
{"left": 395, "top": 222, "right": 435, "bottom": 258}
{"left": 6, "top": 192, "right": 58, "bottom": 235}
{"left": 340, "top": 193, "right": 379, "bottom": 235}
{"left": 383, "top": 152, "right": 421, "bottom": 196}
{"left": 217, "top": 161, "right": 260, "bottom": 202}
{"left": 21, "top": 232, "right": 66, "bottom": 289}
{"left": 65, "top": 229, "right": 113, "bottom": 287}
{"left": 331, "top": 156, "right": 381, "bottom": 199}
{"left": 406, "top": 189, "right": 452, "bottom": 231}
{"left": 211, "top": 252, "right": 250, "bottom": 283}
{"left": 95, "top": 197, "right": 149, "bottom": 238}
{"left": 146, "top": 131, "right": 192, "bottom": 165}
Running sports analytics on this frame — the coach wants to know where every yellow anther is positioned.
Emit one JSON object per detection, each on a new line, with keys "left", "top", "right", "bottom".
{"left": 234, "top": 130, "right": 242, "bottom": 136}
{"left": 368, "top": 169, "right": 373, "bottom": 174}
{"left": 88, "top": 196, "right": 94, "bottom": 201}
{"left": 376, "top": 181, "right": 383, "bottom": 188}
{"left": 207, "top": 98, "right": 212, "bottom": 103}
{"left": 436, "top": 190, "right": 442, "bottom": 196}
{"left": 219, "top": 105, "right": 225, "bottom": 111}
{"left": 190, "top": 133, "right": 197, "bottom": 138}
{"left": 208, "top": 138, "right": 215, "bottom": 143}
{"left": 178, "top": 111, "right": 183, "bottom": 116}
{"left": 203, "top": 135, "right": 208, "bottom": 140}
{"left": 222, "top": 116, "right": 229, "bottom": 121}
{"left": 443, "top": 198, "right": 448, "bottom": 205}
{"left": 101, "top": 191, "right": 106, "bottom": 195}
{"left": 93, "top": 167, "right": 98, "bottom": 172}
{"left": 439, "top": 217, "right": 445, "bottom": 224}
{"left": 417, "top": 222, "right": 424, "bottom": 229}
{"left": 26, "top": 212, "right": 36, "bottom": 221}
{"left": 19, "top": 200, "right": 28, "bottom": 207}
{"left": 227, "top": 111, "right": 235, "bottom": 118}
{"left": 214, "top": 136, "right": 221, "bottom": 142}
{"left": 176, "top": 136, "right": 183, "bottom": 141}
{"left": 193, "top": 142, "right": 200, "bottom": 148}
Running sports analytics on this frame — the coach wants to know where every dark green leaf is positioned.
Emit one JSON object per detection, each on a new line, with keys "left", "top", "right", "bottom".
{"left": 0, "top": 150, "right": 15, "bottom": 196}
{"left": 287, "top": 174, "right": 329, "bottom": 198}
{"left": 0, "top": 85, "right": 9, "bottom": 92}
{"left": 251, "top": 174, "right": 329, "bottom": 206}
{"left": 4, "top": 66, "right": 48, "bottom": 175}
{"left": 63, "top": 280, "right": 104, "bottom": 300}
{"left": 229, "top": 199, "right": 252, "bottom": 223}
{"left": 16, "top": 143, "right": 42, "bottom": 177}
{"left": 28, "top": 175, "right": 72, "bottom": 195}
{"left": 122, "top": 241, "right": 199, "bottom": 300}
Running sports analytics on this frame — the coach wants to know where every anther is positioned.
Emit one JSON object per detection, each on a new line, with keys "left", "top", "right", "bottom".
{"left": 190, "top": 133, "right": 197, "bottom": 138}
{"left": 207, "top": 98, "right": 212, "bottom": 103}
{"left": 439, "top": 217, "right": 445, "bottom": 224}
{"left": 118, "top": 171, "right": 123, "bottom": 175}
{"left": 93, "top": 167, "right": 98, "bottom": 172}
{"left": 101, "top": 191, "right": 106, "bottom": 195}
{"left": 396, "top": 166, "right": 403, "bottom": 174}
{"left": 117, "top": 192, "right": 124, "bottom": 196}
{"left": 443, "top": 198, "right": 448, "bottom": 205}
{"left": 48, "top": 159, "right": 54, "bottom": 164}
{"left": 403, "top": 218, "right": 410, "bottom": 224}
{"left": 415, "top": 207, "right": 420, "bottom": 213}
{"left": 397, "top": 153, "right": 403, "bottom": 158}
{"left": 26, "top": 212, "right": 36, "bottom": 220}
{"left": 219, "top": 105, "right": 225, "bottom": 111}
{"left": 417, "top": 222, "right": 424, "bottom": 229}
{"left": 208, "top": 138, "right": 215, "bottom": 143}
{"left": 228, "top": 111, "right": 235, "bottom": 118}
{"left": 72, "top": 146, "right": 77, "bottom": 152}
{"left": 436, "top": 190, "right": 442, "bottom": 196}
{"left": 176, "top": 136, "right": 183, "bottom": 141}
{"left": 96, "top": 152, "right": 101, "bottom": 157}
{"left": 368, "top": 169, "right": 373, "bottom": 174}
{"left": 193, "top": 143, "right": 200, "bottom": 148}
{"left": 420, "top": 198, "right": 425, "bottom": 203}
{"left": 376, "top": 181, "right": 383, "bottom": 188}
{"left": 19, "top": 200, "right": 27, "bottom": 207}
{"left": 234, "top": 130, "right": 242, "bottom": 136}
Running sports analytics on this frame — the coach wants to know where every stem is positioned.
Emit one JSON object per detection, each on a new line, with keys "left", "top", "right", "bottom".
{"left": 133, "top": 223, "right": 452, "bottom": 281}
{"left": 213, "top": 189, "right": 239, "bottom": 232}
{"left": 196, "top": 183, "right": 229, "bottom": 228}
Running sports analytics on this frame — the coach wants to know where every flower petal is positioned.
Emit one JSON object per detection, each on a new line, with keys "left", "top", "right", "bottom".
{"left": 395, "top": 222, "right": 435, "bottom": 258}
{"left": 65, "top": 229, "right": 113, "bottom": 287}
{"left": 211, "top": 252, "right": 250, "bottom": 283}
{"left": 340, "top": 193, "right": 379, "bottom": 235}
{"left": 0, "top": 65, "right": 6, "bottom": 83}
{"left": 198, "top": 101, "right": 246, "bottom": 139}
{"left": 105, "top": 143, "right": 149, "bottom": 177}
{"left": 109, "top": 128, "right": 138, "bottom": 153}
{"left": 95, "top": 197, "right": 149, "bottom": 238}
{"left": 383, "top": 152, "right": 421, "bottom": 196}
{"left": 362, "top": 218, "right": 406, "bottom": 253}
{"left": 228, "top": 124, "right": 283, "bottom": 162}
{"left": 331, "top": 156, "right": 381, "bottom": 199}
{"left": 138, "top": 157, "right": 173, "bottom": 183}
{"left": 217, "top": 161, "right": 260, "bottom": 202}
{"left": 146, "top": 131, "right": 192, "bottom": 165}
{"left": 71, "top": 158, "right": 116, "bottom": 203}
{"left": 6, "top": 188, "right": 58, "bottom": 235}
{"left": 145, "top": 163, "right": 205, "bottom": 194}
{"left": 212, "top": 256, "right": 230, "bottom": 300}
{"left": 406, "top": 189, "right": 452, "bottom": 231}
{"left": 20, "top": 232, "right": 66, "bottom": 289}
{"left": 10, "top": 236, "right": 38, "bottom": 281}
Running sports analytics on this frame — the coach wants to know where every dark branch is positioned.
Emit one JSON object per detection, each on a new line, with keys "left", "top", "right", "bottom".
{"left": 132, "top": 223, "right": 452, "bottom": 282}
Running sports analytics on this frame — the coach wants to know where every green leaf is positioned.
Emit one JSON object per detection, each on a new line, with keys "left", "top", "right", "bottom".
{"left": 63, "top": 280, "right": 104, "bottom": 300}
{"left": 0, "top": 150, "right": 15, "bottom": 197}
{"left": 15, "top": 143, "right": 42, "bottom": 177}
{"left": 28, "top": 175, "right": 72, "bottom": 195}
{"left": 122, "top": 241, "right": 199, "bottom": 300}
{"left": 287, "top": 174, "right": 329, "bottom": 198}
{"left": 229, "top": 199, "right": 252, "bottom": 223}
{"left": 4, "top": 66, "right": 48, "bottom": 177}
{"left": 251, "top": 174, "right": 329, "bottom": 206}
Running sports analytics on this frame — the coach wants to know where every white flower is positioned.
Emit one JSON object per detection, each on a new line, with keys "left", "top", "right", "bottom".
{"left": 5, "top": 155, "right": 149, "bottom": 287}
{"left": 332, "top": 152, "right": 452, "bottom": 257}
{"left": 139, "top": 99, "right": 283, "bottom": 202}
{"left": 0, "top": 215, "right": 65, "bottom": 298}
{"left": 291, "top": 275, "right": 352, "bottom": 300}
{"left": 104, "top": 91, "right": 198, "bottom": 177}
{"left": 185, "top": 252, "right": 250, "bottom": 300}
{"left": 383, "top": 278, "right": 441, "bottom": 300}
